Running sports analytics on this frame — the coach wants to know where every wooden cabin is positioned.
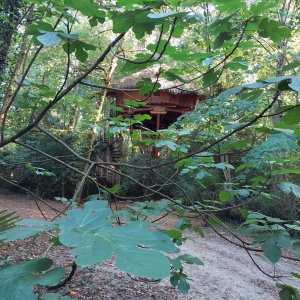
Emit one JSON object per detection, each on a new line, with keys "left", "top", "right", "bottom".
{"left": 108, "top": 65, "right": 207, "bottom": 131}
{"left": 103, "top": 65, "right": 208, "bottom": 159}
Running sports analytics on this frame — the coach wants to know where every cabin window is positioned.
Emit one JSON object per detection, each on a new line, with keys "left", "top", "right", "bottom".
{"left": 153, "top": 91, "right": 160, "bottom": 96}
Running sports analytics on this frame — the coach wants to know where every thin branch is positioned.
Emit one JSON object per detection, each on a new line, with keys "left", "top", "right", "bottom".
{"left": 1, "top": 14, "right": 64, "bottom": 141}
{"left": 0, "top": 32, "right": 126, "bottom": 148}
{"left": 15, "top": 140, "right": 98, "bottom": 188}
{"left": 0, "top": 175, "right": 62, "bottom": 216}
{"left": 111, "top": 18, "right": 177, "bottom": 64}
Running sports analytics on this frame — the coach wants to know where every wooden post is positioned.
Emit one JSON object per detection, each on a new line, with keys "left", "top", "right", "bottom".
{"left": 155, "top": 113, "right": 160, "bottom": 159}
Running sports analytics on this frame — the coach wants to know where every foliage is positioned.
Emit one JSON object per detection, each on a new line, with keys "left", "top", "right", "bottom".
{"left": 0, "top": 210, "right": 19, "bottom": 232}
{"left": 1, "top": 0, "right": 300, "bottom": 298}
{"left": 0, "top": 258, "right": 65, "bottom": 300}
{"left": 0, "top": 200, "right": 203, "bottom": 296}
{"left": 0, "top": 132, "right": 86, "bottom": 198}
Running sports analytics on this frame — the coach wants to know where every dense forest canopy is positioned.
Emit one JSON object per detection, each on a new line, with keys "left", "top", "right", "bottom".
{"left": 1, "top": 0, "right": 300, "bottom": 299}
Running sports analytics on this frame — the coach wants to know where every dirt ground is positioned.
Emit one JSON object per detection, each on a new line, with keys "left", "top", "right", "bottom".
{"left": 0, "top": 188, "right": 299, "bottom": 300}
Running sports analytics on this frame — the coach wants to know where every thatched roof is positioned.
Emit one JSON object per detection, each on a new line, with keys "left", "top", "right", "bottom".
{"left": 110, "top": 64, "right": 201, "bottom": 95}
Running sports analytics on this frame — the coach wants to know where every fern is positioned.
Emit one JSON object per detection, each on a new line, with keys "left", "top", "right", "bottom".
{"left": 0, "top": 210, "right": 19, "bottom": 232}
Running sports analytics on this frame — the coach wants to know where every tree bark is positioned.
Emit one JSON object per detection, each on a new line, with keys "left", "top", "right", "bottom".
{"left": 74, "top": 38, "right": 125, "bottom": 202}
{"left": 271, "top": 0, "right": 290, "bottom": 124}
{"left": 0, "top": 4, "right": 33, "bottom": 139}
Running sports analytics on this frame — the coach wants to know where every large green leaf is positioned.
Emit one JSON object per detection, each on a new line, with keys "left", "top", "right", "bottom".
{"left": 219, "top": 190, "right": 231, "bottom": 202}
{"left": 214, "top": 32, "right": 232, "bottom": 49}
{"left": 0, "top": 258, "right": 65, "bottom": 300}
{"left": 225, "top": 57, "right": 248, "bottom": 71}
{"left": 283, "top": 107, "right": 300, "bottom": 125}
{"left": 283, "top": 60, "right": 300, "bottom": 72}
{"left": 56, "top": 200, "right": 111, "bottom": 231}
{"left": 258, "top": 18, "right": 291, "bottom": 42}
{"left": 276, "top": 283, "right": 300, "bottom": 300}
{"left": 34, "top": 30, "right": 78, "bottom": 46}
{"left": 57, "top": 201, "right": 173, "bottom": 279}
{"left": 213, "top": 0, "right": 246, "bottom": 12}
{"left": 155, "top": 140, "right": 178, "bottom": 151}
{"left": 250, "top": 1, "right": 277, "bottom": 14}
{"left": 253, "top": 230, "right": 292, "bottom": 264}
{"left": 278, "top": 182, "right": 300, "bottom": 198}
{"left": 170, "top": 271, "right": 190, "bottom": 294}
{"left": 63, "top": 40, "right": 96, "bottom": 62}
{"left": 41, "top": 293, "right": 70, "bottom": 300}
{"left": 0, "top": 219, "right": 55, "bottom": 242}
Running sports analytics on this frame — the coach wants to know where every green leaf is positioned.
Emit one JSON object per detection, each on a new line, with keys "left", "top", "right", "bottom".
{"left": 203, "top": 70, "right": 221, "bottom": 86}
{"left": 214, "top": 32, "right": 232, "bottom": 49}
{"left": 27, "top": 22, "right": 53, "bottom": 35}
{"left": 219, "top": 81, "right": 269, "bottom": 97}
{"left": 273, "top": 169, "right": 300, "bottom": 175}
{"left": 35, "top": 30, "right": 78, "bottom": 46}
{"left": 124, "top": 99, "right": 147, "bottom": 108}
{"left": 214, "top": 162, "right": 235, "bottom": 170}
{"left": 107, "top": 184, "right": 121, "bottom": 194}
{"left": 278, "top": 78, "right": 293, "bottom": 91}
{"left": 36, "top": 30, "right": 61, "bottom": 46}
{"left": 174, "top": 158, "right": 193, "bottom": 169}
{"left": 283, "top": 107, "right": 300, "bottom": 125}
{"left": 240, "top": 89, "right": 263, "bottom": 101}
{"left": 289, "top": 76, "right": 300, "bottom": 92}
{"left": 253, "top": 230, "right": 291, "bottom": 264}
{"left": 224, "top": 122, "right": 248, "bottom": 131}
{"left": 207, "top": 215, "right": 223, "bottom": 227}
{"left": 225, "top": 57, "right": 248, "bottom": 71}
{"left": 160, "top": 229, "right": 182, "bottom": 239}
{"left": 278, "top": 182, "right": 300, "bottom": 198}
{"left": 147, "top": 12, "right": 188, "bottom": 19}
{"left": 208, "top": 15, "right": 232, "bottom": 34}
{"left": 261, "top": 240, "right": 281, "bottom": 264}
{"left": 169, "top": 257, "right": 182, "bottom": 270}
{"left": 162, "top": 70, "right": 187, "bottom": 83}
{"left": 177, "top": 254, "right": 204, "bottom": 265}
{"left": 291, "top": 272, "right": 300, "bottom": 280}
{"left": 283, "top": 60, "right": 300, "bottom": 72}
{"left": 256, "top": 126, "right": 294, "bottom": 135}
{"left": 193, "top": 227, "right": 204, "bottom": 237}
{"left": 56, "top": 200, "right": 111, "bottom": 231}
{"left": 276, "top": 283, "right": 300, "bottom": 300}
{"left": 108, "top": 104, "right": 124, "bottom": 112}
{"left": 63, "top": 40, "right": 96, "bottom": 62}
{"left": 239, "top": 189, "right": 250, "bottom": 197}
{"left": 250, "top": 1, "right": 277, "bottom": 14}
{"left": 240, "top": 209, "right": 249, "bottom": 219}
{"left": 213, "top": 0, "right": 246, "bottom": 12}
{"left": 41, "top": 293, "right": 70, "bottom": 300}
{"left": 258, "top": 18, "right": 291, "bottom": 42}
{"left": 219, "top": 190, "right": 231, "bottom": 202}
{"left": 155, "top": 140, "right": 177, "bottom": 151}
{"left": 254, "top": 254, "right": 276, "bottom": 266}
{"left": 0, "top": 219, "right": 55, "bottom": 242}
{"left": 170, "top": 272, "right": 190, "bottom": 294}
{"left": 0, "top": 258, "right": 65, "bottom": 300}
{"left": 136, "top": 78, "right": 161, "bottom": 94}
{"left": 57, "top": 201, "right": 172, "bottom": 279}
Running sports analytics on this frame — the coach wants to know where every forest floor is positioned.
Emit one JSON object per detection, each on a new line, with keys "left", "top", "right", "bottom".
{"left": 0, "top": 188, "right": 299, "bottom": 300}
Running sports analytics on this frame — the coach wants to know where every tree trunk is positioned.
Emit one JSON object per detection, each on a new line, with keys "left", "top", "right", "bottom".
{"left": 0, "top": 4, "right": 33, "bottom": 140}
{"left": 271, "top": 0, "right": 290, "bottom": 124}
{"left": 74, "top": 38, "right": 125, "bottom": 202}
{"left": 0, "top": 0, "right": 24, "bottom": 80}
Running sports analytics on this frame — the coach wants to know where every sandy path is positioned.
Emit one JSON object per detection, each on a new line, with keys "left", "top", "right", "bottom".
{"left": 0, "top": 188, "right": 299, "bottom": 299}
{"left": 179, "top": 238, "right": 299, "bottom": 300}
